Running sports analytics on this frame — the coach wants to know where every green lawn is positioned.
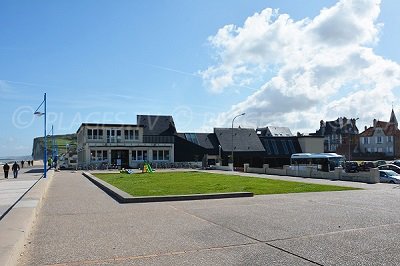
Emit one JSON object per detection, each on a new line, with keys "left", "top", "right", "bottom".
{"left": 94, "top": 171, "right": 359, "bottom": 196}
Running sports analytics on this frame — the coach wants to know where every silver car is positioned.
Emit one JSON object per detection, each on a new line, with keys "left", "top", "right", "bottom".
{"left": 379, "top": 170, "right": 400, "bottom": 184}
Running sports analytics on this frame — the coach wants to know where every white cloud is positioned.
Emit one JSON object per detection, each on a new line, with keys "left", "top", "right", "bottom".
{"left": 200, "top": 0, "right": 400, "bottom": 133}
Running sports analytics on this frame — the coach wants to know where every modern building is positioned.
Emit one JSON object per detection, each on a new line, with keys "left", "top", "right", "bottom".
{"left": 358, "top": 109, "right": 400, "bottom": 158}
{"left": 76, "top": 122, "right": 174, "bottom": 168}
{"left": 77, "top": 114, "right": 325, "bottom": 169}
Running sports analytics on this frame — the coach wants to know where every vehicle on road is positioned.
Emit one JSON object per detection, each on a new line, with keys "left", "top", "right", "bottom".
{"left": 392, "top": 160, "right": 400, "bottom": 167}
{"left": 290, "top": 153, "right": 344, "bottom": 172}
{"left": 379, "top": 170, "right": 400, "bottom": 184}
{"left": 374, "top": 160, "right": 387, "bottom": 167}
{"left": 345, "top": 161, "right": 359, "bottom": 173}
{"left": 378, "top": 164, "right": 400, "bottom": 174}
{"left": 359, "top": 161, "right": 376, "bottom": 171}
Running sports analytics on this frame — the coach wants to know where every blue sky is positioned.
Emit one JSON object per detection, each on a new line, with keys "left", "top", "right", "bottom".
{"left": 0, "top": 0, "right": 399, "bottom": 157}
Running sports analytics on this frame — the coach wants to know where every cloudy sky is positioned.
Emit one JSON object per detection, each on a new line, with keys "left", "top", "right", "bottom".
{"left": 0, "top": 0, "right": 399, "bottom": 156}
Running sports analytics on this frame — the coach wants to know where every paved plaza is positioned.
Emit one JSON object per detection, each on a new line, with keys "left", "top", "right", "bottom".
{"left": 10, "top": 170, "right": 400, "bottom": 265}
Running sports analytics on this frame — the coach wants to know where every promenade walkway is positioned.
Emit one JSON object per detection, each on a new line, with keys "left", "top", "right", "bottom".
{"left": 17, "top": 170, "right": 400, "bottom": 265}
{"left": 0, "top": 165, "right": 44, "bottom": 220}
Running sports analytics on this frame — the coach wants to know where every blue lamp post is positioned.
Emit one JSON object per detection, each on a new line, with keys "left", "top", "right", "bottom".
{"left": 34, "top": 93, "right": 47, "bottom": 178}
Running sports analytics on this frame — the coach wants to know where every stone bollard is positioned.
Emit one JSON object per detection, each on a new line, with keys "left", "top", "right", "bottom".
{"left": 369, "top": 168, "right": 380, "bottom": 184}
{"left": 244, "top": 164, "right": 249, "bottom": 173}
{"left": 263, "top": 164, "right": 269, "bottom": 174}
{"left": 283, "top": 165, "right": 290, "bottom": 175}
{"left": 334, "top": 167, "right": 343, "bottom": 180}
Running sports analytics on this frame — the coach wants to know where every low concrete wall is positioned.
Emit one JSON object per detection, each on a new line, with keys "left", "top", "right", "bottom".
{"left": 244, "top": 164, "right": 379, "bottom": 184}
{"left": 215, "top": 163, "right": 233, "bottom": 171}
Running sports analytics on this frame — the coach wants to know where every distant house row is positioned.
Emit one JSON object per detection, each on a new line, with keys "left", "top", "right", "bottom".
{"left": 313, "top": 108, "right": 400, "bottom": 160}
{"left": 76, "top": 115, "right": 324, "bottom": 168}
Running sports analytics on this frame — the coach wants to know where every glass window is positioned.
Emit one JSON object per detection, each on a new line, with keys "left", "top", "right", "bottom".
{"left": 164, "top": 150, "right": 170, "bottom": 160}
{"left": 143, "top": 150, "right": 148, "bottom": 161}
{"left": 134, "top": 130, "right": 139, "bottom": 140}
{"left": 98, "top": 129, "right": 103, "bottom": 139}
{"left": 137, "top": 150, "right": 143, "bottom": 160}
{"left": 377, "top": 136, "right": 382, "bottom": 144}
{"left": 103, "top": 150, "right": 108, "bottom": 160}
{"left": 132, "top": 151, "right": 137, "bottom": 161}
{"left": 124, "top": 130, "right": 129, "bottom": 140}
{"left": 388, "top": 136, "right": 393, "bottom": 142}
{"left": 93, "top": 129, "right": 98, "bottom": 139}
{"left": 153, "top": 150, "right": 158, "bottom": 160}
{"left": 88, "top": 129, "right": 92, "bottom": 139}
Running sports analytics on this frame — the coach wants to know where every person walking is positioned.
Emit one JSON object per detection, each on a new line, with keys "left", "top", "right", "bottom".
{"left": 21, "top": 160, "right": 25, "bottom": 168}
{"left": 12, "top": 161, "right": 20, "bottom": 178}
{"left": 3, "top": 163, "right": 10, "bottom": 179}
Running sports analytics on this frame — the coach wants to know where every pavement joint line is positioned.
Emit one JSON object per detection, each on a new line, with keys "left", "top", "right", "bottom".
{"left": 168, "top": 204, "right": 323, "bottom": 265}
{"left": 263, "top": 242, "right": 324, "bottom": 266}
{"left": 264, "top": 221, "right": 400, "bottom": 244}
{"left": 44, "top": 242, "right": 262, "bottom": 266}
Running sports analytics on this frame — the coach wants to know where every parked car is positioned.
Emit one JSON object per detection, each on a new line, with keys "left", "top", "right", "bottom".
{"left": 378, "top": 164, "right": 400, "bottom": 174}
{"left": 359, "top": 161, "right": 376, "bottom": 171}
{"left": 392, "top": 160, "right": 400, "bottom": 167}
{"left": 379, "top": 170, "right": 400, "bottom": 184}
{"left": 345, "top": 161, "right": 359, "bottom": 173}
{"left": 374, "top": 160, "right": 387, "bottom": 167}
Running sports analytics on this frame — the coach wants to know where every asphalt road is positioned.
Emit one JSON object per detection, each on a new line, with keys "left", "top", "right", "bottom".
{"left": 18, "top": 170, "right": 400, "bottom": 266}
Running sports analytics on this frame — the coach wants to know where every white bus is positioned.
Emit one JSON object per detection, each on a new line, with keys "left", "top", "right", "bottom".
{"left": 290, "top": 153, "right": 345, "bottom": 172}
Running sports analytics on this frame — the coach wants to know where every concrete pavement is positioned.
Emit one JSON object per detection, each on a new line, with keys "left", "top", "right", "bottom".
{"left": 0, "top": 165, "right": 54, "bottom": 266}
{"left": 17, "top": 170, "right": 400, "bottom": 265}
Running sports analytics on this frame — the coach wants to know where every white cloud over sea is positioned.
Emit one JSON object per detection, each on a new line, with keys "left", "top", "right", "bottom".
{"left": 200, "top": 0, "right": 400, "bottom": 133}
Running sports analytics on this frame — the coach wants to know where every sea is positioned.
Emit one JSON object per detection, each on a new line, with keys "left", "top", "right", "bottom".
{"left": 0, "top": 155, "right": 33, "bottom": 166}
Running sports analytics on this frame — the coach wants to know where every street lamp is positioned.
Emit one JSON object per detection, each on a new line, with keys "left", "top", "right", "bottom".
{"left": 231, "top": 113, "right": 246, "bottom": 171}
{"left": 34, "top": 93, "right": 47, "bottom": 178}
{"left": 348, "top": 117, "right": 359, "bottom": 161}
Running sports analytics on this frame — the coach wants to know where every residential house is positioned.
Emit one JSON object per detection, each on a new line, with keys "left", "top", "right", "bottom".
{"left": 359, "top": 109, "right": 400, "bottom": 158}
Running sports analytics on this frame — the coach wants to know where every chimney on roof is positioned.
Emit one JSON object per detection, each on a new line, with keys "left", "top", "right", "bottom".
{"left": 373, "top": 119, "right": 377, "bottom": 127}
{"left": 364, "top": 126, "right": 367, "bottom": 131}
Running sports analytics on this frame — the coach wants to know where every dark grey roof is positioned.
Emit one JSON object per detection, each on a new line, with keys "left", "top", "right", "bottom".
{"left": 214, "top": 128, "right": 265, "bottom": 152}
{"left": 259, "top": 137, "right": 302, "bottom": 156}
{"left": 316, "top": 117, "right": 359, "bottom": 136}
{"left": 195, "top": 133, "right": 219, "bottom": 150}
{"left": 137, "top": 115, "right": 177, "bottom": 136}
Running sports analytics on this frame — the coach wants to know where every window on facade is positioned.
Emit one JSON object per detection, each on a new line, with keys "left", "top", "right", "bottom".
{"left": 377, "top": 147, "right": 383, "bottom": 153}
{"left": 363, "top": 137, "right": 369, "bottom": 144}
{"left": 88, "top": 129, "right": 93, "bottom": 139}
{"left": 98, "top": 130, "right": 103, "bottom": 139}
{"left": 164, "top": 150, "right": 170, "bottom": 160}
{"left": 271, "top": 140, "right": 278, "bottom": 155}
{"left": 134, "top": 130, "right": 139, "bottom": 140}
{"left": 282, "top": 141, "right": 289, "bottom": 155}
{"left": 153, "top": 150, "right": 158, "bottom": 160}
{"left": 93, "top": 129, "right": 98, "bottom": 139}
{"left": 388, "top": 136, "right": 393, "bottom": 143}
{"left": 388, "top": 147, "right": 394, "bottom": 153}
{"left": 132, "top": 150, "right": 148, "bottom": 161}
{"left": 124, "top": 130, "right": 129, "bottom": 140}
{"left": 103, "top": 150, "right": 108, "bottom": 160}
{"left": 377, "top": 136, "right": 382, "bottom": 144}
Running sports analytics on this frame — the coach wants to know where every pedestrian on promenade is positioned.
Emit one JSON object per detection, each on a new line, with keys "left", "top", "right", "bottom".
{"left": 31, "top": 160, "right": 34, "bottom": 166}
{"left": 12, "top": 161, "right": 20, "bottom": 178}
{"left": 3, "top": 163, "right": 9, "bottom": 179}
{"left": 48, "top": 158, "right": 53, "bottom": 169}
{"left": 21, "top": 160, "right": 25, "bottom": 168}
{"left": 28, "top": 160, "right": 31, "bottom": 167}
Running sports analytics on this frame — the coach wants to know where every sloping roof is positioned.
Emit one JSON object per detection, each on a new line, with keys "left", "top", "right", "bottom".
{"left": 214, "top": 128, "right": 265, "bottom": 152}
{"left": 137, "top": 115, "right": 177, "bottom": 136}
{"left": 195, "top": 133, "right": 219, "bottom": 150}
{"left": 257, "top": 126, "right": 293, "bottom": 137}
{"left": 316, "top": 117, "right": 359, "bottom": 136}
{"left": 259, "top": 137, "right": 302, "bottom": 156}
{"left": 360, "top": 121, "right": 400, "bottom": 137}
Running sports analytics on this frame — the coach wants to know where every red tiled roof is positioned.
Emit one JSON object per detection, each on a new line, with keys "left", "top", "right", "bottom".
{"left": 360, "top": 120, "right": 400, "bottom": 137}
